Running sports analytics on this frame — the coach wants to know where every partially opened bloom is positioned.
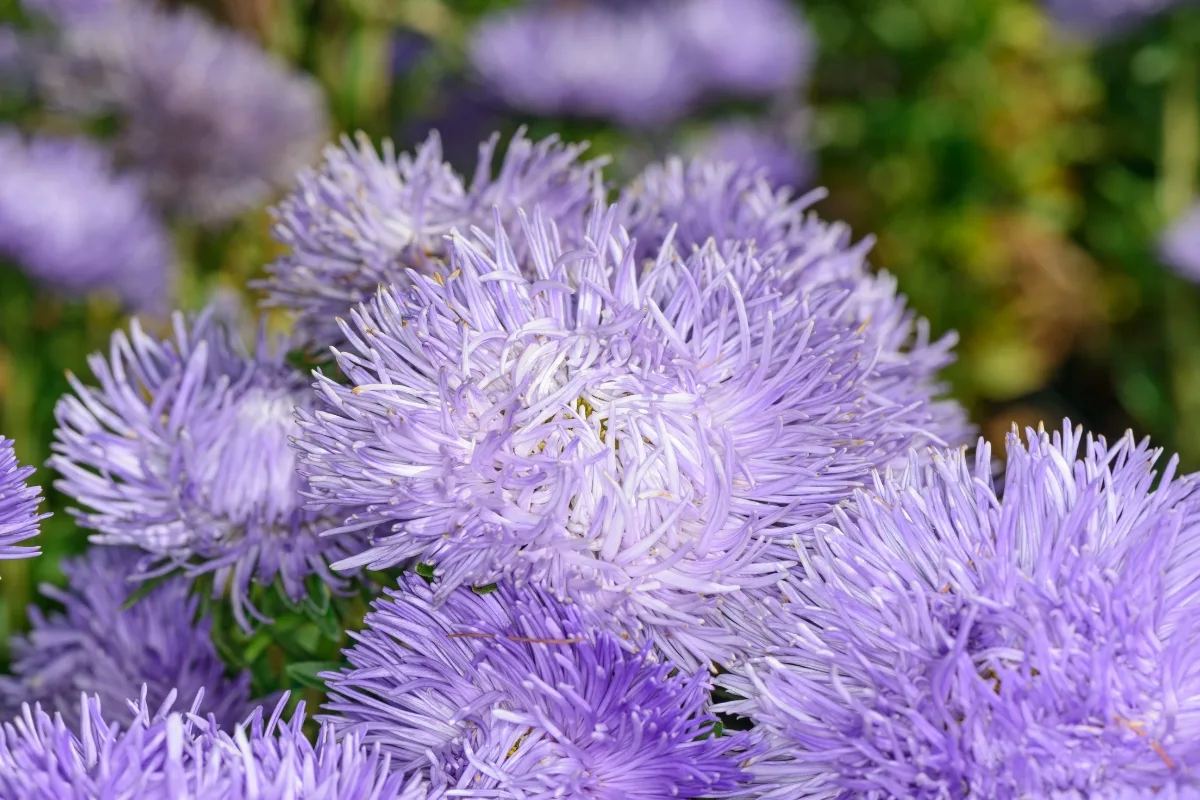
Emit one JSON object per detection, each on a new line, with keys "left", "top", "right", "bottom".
{"left": 323, "top": 574, "right": 754, "bottom": 797}
{"left": 0, "top": 130, "right": 171, "bottom": 312}
{"left": 52, "top": 309, "right": 356, "bottom": 628}
{"left": 0, "top": 690, "right": 421, "bottom": 799}
{"left": 0, "top": 437, "right": 45, "bottom": 560}
{"left": 298, "top": 205, "right": 963, "bottom": 668}
{"left": 36, "top": 2, "right": 328, "bottom": 224}
{"left": 721, "top": 422, "right": 1200, "bottom": 797}
{"left": 1, "top": 547, "right": 251, "bottom": 729}
{"left": 261, "top": 128, "right": 604, "bottom": 349}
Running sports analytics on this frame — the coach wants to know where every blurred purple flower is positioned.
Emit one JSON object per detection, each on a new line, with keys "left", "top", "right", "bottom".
{"left": 323, "top": 574, "right": 755, "bottom": 796}
{"left": 469, "top": 0, "right": 812, "bottom": 128}
{"left": 721, "top": 422, "right": 1200, "bottom": 797}
{"left": 261, "top": 128, "right": 604, "bottom": 349}
{"left": 296, "top": 204, "right": 965, "bottom": 669}
{"left": 0, "top": 547, "right": 252, "bottom": 730}
{"left": 0, "top": 690, "right": 422, "bottom": 799}
{"left": 36, "top": 2, "right": 328, "bottom": 224}
{"left": 0, "top": 437, "right": 45, "bottom": 560}
{"left": 1160, "top": 202, "right": 1200, "bottom": 281}
{"left": 51, "top": 309, "right": 357, "bottom": 629}
{"left": 686, "top": 119, "right": 812, "bottom": 190}
{"left": 678, "top": 0, "right": 814, "bottom": 97}
{"left": 1046, "top": 0, "right": 1192, "bottom": 37}
{"left": 0, "top": 130, "right": 172, "bottom": 312}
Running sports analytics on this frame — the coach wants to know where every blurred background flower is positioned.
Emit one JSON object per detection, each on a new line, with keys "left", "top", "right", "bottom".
{"left": 3, "top": 0, "right": 1200, "bottom": 716}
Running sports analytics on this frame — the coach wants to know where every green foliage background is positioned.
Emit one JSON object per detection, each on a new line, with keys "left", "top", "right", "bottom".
{"left": 1, "top": 0, "right": 1199, "bottom": 704}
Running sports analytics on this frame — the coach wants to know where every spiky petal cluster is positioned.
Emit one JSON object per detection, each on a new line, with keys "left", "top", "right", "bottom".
{"left": 35, "top": 2, "right": 328, "bottom": 224}
{"left": 468, "top": 0, "right": 811, "bottom": 127}
{"left": 261, "top": 128, "right": 604, "bottom": 349}
{"left": 297, "top": 205, "right": 964, "bottom": 668}
{"left": 721, "top": 422, "right": 1200, "bottom": 798}
{"left": 51, "top": 310, "right": 356, "bottom": 628}
{"left": 620, "top": 156, "right": 972, "bottom": 456}
{"left": 1, "top": 547, "right": 251, "bottom": 729}
{"left": 1160, "top": 202, "right": 1200, "bottom": 282}
{"left": 0, "top": 690, "right": 424, "bottom": 799}
{"left": 0, "top": 130, "right": 171, "bottom": 312}
{"left": 323, "top": 574, "right": 754, "bottom": 797}
{"left": 0, "top": 437, "right": 45, "bottom": 560}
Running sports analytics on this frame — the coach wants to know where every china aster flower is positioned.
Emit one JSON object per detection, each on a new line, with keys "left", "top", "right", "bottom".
{"left": 469, "top": 0, "right": 812, "bottom": 128}
{"left": 35, "top": 1, "right": 328, "bottom": 224}
{"left": 620, "top": 156, "right": 972, "bottom": 456}
{"left": 0, "top": 437, "right": 45, "bottom": 560}
{"left": 0, "top": 546, "right": 251, "bottom": 729}
{"left": 1160, "top": 202, "right": 1200, "bottom": 282}
{"left": 720, "top": 422, "right": 1200, "bottom": 798}
{"left": 1045, "top": 0, "right": 1191, "bottom": 37}
{"left": 676, "top": 0, "right": 813, "bottom": 98}
{"left": 51, "top": 309, "right": 357, "bottom": 629}
{"left": 297, "top": 204, "right": 964, "bottom": 669}
{"left": 0, "top": 690, "right": 422, "bottom": 799}
{"left": 0, "top": 130, "right": 171, "bottom": 312}
{"left": 323, "top": 573, "right": 754, "bottom": 797}
{"left": 261, "top": 127, "right": 604, "bottom": 350}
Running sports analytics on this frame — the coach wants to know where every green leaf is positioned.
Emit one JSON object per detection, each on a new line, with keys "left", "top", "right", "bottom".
{"left": 285, "top": 661, "right": 343, "bottom": 691}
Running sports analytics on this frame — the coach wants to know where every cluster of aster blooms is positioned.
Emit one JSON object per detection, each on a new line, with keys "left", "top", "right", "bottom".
{"left": 3, "top": 126, "right": 1200, "bottom": 798}
{"left": 0, "top": 0, "right": 327, "bottom": 311}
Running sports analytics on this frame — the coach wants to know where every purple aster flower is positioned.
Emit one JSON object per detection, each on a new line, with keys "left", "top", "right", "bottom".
{"left": 1160, "top": 202, "right": 1200, "bottom": 281}
{"left": 468, "top": 1, "right": 700, "bottom": 128}
{"left": 469, "top": 0, "right": 812, "bottom": 128}
{"left": 36, "top": 2, "right": 328, "bottom": 224}
{"left": 323, "top": 574, "right": 754, "bottom": 796}
{"left": 677, "top": 0, "right": 814, "bottom": 98}
{"left": 620, "top": 156, "right": 972, "bottom": 456}
{"left": 0, "top": 130, "right": 171, "bottom": 313}
{"left": 51, "top": 309, "right": 357, "bottom": 629}
{"left": 0, "top": 690, "right": 420, "bottom": 799}
{"left": 297, "top": 204, "right": 965, "bottom": 669}
{"left": 261, "top": 128, "right": 604, "bottom": 350}
{"left": 1045, "top": 0, "right": 1193, "bottom": 37}
{"left": 686, "top": 118, "right": 812, "bottom": 190}
{"left": 0, "top": 437, "right": 45, "bottom": 560}
{"left": 0, "top": 546, "right": 251, "bottom": 730}
{"left": 720, "top": 422, "right": 1200, "bottom": 797}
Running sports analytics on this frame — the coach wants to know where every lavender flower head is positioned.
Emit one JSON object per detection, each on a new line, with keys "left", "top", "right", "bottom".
{"left": 262, "top": 128, "right": 604, "bottom": 350}
{"left": 36, "top": 2, "right": 328, "bottom": 224}
{"left": 297, "top": 204, "right": 965, "bottom": 669}
{"left": 1160, "top": 202, "right": 1200, "bottom": 281}
{"left": 469, "top": 0, "right": 812, "bottom": 127}
{"left": 1, "top": 547, "right": 251, "bottom": 729}
{"left": 0, "top": 130, "right": 171, "bottom": 312}
{"left": 324, "top": 574, "right": 754, "bottom": 797}
{"left": 0, "top": 690, "right": 422, "bottom": 799}
{"left": 721, "top": 422, "right": 1200, "bottom": 797}
{"left": 620, "top": 156, "right": 972, "bottom": 455}
{"left": 469, "top": 1, "right": 699, "bottom": 128}
{"left": 0, "top": 437, "right": 45, "bottom": 560}
{"left": 51, "top": 309, "right": 356, "bottom": 628}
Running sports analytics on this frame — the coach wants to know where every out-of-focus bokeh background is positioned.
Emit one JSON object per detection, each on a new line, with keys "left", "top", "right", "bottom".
{"left": 1, "top": 0, "right": 1199, "bottom": 652}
